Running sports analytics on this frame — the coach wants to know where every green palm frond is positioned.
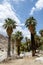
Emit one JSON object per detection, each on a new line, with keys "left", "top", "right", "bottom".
{"left": 39, "top": 29, "right": 43, "bottom": 35}
{"left": 3, "top": 18, "right": 17, "bottom": 36}
{"left": 15, "top": 31, "right": 23, "bottom": 41}
{"left": 11, "top": 34, "right": 15, "bottom": 41}
{"left": 3, "top": 18, "right": 16, "bottom": 29}
{"left": 25, "top": 16, "right": 37, "bottom": 28}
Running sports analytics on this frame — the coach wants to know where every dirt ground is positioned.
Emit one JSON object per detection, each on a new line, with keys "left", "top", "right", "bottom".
{"left": 0, "top": 56, "right": 43, "bottom": 65}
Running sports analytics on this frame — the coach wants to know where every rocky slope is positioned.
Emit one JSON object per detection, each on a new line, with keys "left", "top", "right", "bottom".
{"left": 0, "top": 34, "right": 8, "bottom": 50}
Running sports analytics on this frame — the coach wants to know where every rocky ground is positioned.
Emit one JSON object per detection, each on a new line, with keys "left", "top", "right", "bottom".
{"left": 0, "top": 34, "right": 43, "bottom": 65}
{"left": 0, "top": 56, "right": 43, "bottom": 65}
{"left": 0, "top": 51, "right": 43, "bottom": 65}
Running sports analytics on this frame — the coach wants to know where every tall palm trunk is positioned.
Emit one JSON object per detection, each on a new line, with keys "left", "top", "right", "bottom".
{"left": 17, "top": 41, "right": 20, "bottom": 56}
{"left": 8, "top": 36, "right": 11, "bottom": 57}
{"left": 31, "top": 33, "right": 36, "bottom": 56}
{"left": 12, "top": 42, "right": 14, "bottom": 55}
{"left": 27, "top": 43, "right": 29, "bottom": 51}
{"left": 17, "top": 45, "right": 20, "bottom": 55}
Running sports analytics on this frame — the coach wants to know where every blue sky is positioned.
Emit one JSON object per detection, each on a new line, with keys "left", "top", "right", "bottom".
{"left": 0, "top": 0, "right": 43, "bottom": 38}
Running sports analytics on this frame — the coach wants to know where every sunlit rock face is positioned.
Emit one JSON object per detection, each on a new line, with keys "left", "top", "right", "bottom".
{"left": 0, "top": 34, "right": 8, "bottom": 50}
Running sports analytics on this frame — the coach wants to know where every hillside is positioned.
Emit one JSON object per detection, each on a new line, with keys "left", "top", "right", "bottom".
{"left": 0, "top": 34, "right": 8, "bottom": 50}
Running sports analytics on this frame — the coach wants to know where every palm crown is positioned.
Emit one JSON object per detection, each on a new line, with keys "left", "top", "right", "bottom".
{"left": 3, "top": 18, "right": 16, "bottom": 36}
{"left": 25, "top": 17, "right": 37, "bottom": 34}
{"left": 39, "top": 30, "right": 43, "bottom": 36}
{"left": 15, "top": 31, "right": 23, "bottom": 41}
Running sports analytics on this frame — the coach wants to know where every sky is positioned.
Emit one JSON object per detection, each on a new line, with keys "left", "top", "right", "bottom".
{"left": 0, "top": 0, "right": 43, "bottom": 38}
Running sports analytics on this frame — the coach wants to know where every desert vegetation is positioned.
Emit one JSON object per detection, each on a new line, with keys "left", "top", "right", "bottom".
{"left": 0, "top": 16, "right": 43, "bottom": 65}
{"left": 2, "top": 17, "right": 43, "bottom": 58}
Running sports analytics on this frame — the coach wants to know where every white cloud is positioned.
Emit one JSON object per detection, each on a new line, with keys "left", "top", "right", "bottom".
{"left": 0, "top": 1, "right": 21, "bottom": 36}
{"left": 0, "top": 27, "right": 7, "bottom": 36}
{"left": 22, "top": 28, "right": 30, "bottom": 38}
{"left": 30, "top": 0, "right": 43, "bottom": 15}
{"left": 30, "top": 7, "right": 35, "bottom": 15}
{"left": 14, "top": 27, "right": 30, "bottom": 39}
{"left": 0, "top": 23, "right": 3, "bottom": 27}
{"left": 0, "top": 2, "right": 20, "bottom": 24}
{"left": 0, "top": 0, "right": 30, "bottom": 39}
{"left": 35, "top": 0, "right": 43, "bottom": 10}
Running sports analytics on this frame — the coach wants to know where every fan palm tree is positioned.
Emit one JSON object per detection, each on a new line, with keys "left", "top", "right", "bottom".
{"left": 11, "top": 34, "right": 15, "bottom": 55}
{"left": 15, "top": 31, "right": 23, "bottom": 55}
{"left": 3, "top": 18, "right": 16, "bottom": 57}
{"left": 25, "top": 16, "right": 37, "bottom": 56}
{"left": 39, "top": 30, "right": 43, "bottom": 36}
{"left": 25, "top": 37, "right": 31, "bottom": 51}
{"left": 39, "top": 30, "right": 43, "bottom": 50}
{"left": 34, "top": 35, "right": 41, "bottom": 52}
{"left": 39, "top": 30, "right": 43, "bottom": 44}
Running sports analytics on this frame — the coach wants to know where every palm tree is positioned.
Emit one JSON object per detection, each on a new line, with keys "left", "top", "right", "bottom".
{"left": 25, "top": 16, "right": 37, "bottom": 56}
{"left": 11, "top": 34, "right": 15, "bottom": 55}
{"left": 25, "top": 37, "right": 31, "bottom": 51}
{"left": 39, "top": 30, "right": 43, "bottom": 50}
{"left": 3, "top": 18, "right": 16, "bottom": 57}
{"left": 34, "top": 35, "right": 41, "bottom": 52}
{"left": 39, "top": 30, "right": 43, "bottom": 36}
{"left": 15, "top": 31, "right": 23, "bottom": 55}
{"left": 39, "top": 30, "right": 43, "bottom": 45}
{"left": 20, "top": 43, "right": 26, "bottom": 52}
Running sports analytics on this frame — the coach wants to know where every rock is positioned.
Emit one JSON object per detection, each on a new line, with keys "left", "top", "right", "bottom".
{"left": 0, "top": 50, "right": 7, "bottom": 62}
{"left": 35, "top": 57, "right": 43, "bottom": 63}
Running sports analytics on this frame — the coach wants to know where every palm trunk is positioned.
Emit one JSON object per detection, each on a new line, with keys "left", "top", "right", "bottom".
{"left": 27, "top": 43, "right": 29, "bottom": 51}
{"left": 17, "top": 45, "right": 20, "bottom": 55}
{"left": 31, "top": 33, "right": 36, "bottom": 56}
{"left": 12, "top": 42, "right": 14, "bottom": 55}
{"left": 32, "top": 50, "right": 36, "bottom": 56}
{"left": 7, "top": 36, "right": 11, "bottom": 57}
